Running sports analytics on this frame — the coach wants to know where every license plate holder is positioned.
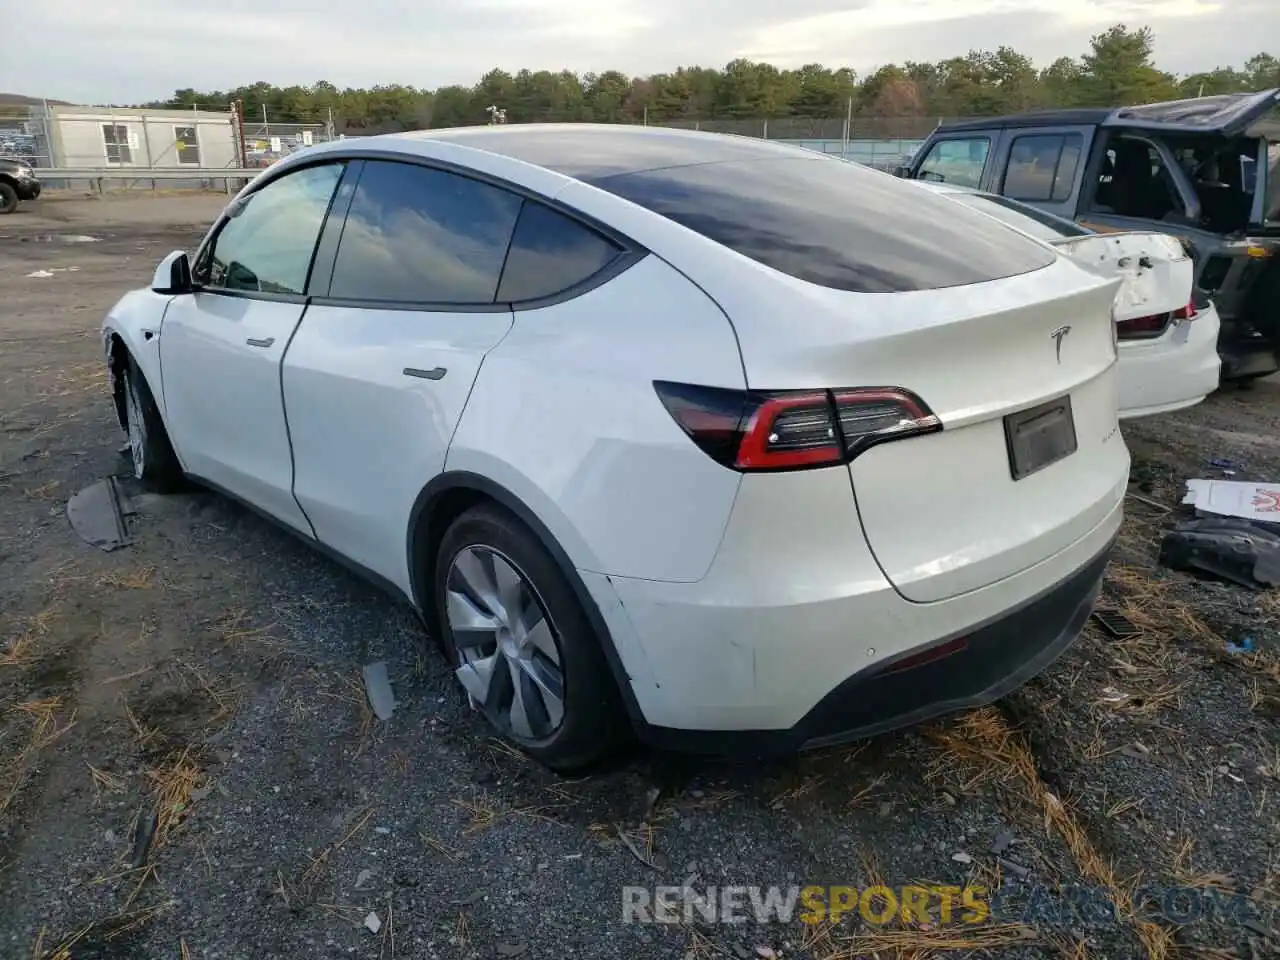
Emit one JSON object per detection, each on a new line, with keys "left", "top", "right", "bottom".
{"left": 1004, "top": 395, "right": 1077, "bottom": 481}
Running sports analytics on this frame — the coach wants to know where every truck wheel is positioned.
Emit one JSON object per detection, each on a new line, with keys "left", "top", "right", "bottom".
{"left": 0, "top": 182, "right": 18, "bottom": 214}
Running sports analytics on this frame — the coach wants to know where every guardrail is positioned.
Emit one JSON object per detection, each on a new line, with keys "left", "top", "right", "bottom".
{"left": 33, "top": 167, "right": 261, "bottom": 194}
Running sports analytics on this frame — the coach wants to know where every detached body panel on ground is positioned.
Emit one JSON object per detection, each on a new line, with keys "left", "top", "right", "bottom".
{"left": 101, "top": 125, "right": 1128, "bottom": 766}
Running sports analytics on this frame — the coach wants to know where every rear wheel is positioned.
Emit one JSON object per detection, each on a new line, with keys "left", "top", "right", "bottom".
{"left": 435, "top": 504, "right": 625, "bottom": 771}
{"left": 123, "top": 356, "right": 183, "bottom": 492}
{"left": 0, "top": 182, "right": 18, "bottom": 215}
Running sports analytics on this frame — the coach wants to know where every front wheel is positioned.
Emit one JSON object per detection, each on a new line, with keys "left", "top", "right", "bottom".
{"left": 435, "top": 505, "right": 626, "bottom": 772}
{"left": 0, "top": 182, "right": 18, "bottom": 214}
{"left": 123, "top": 356, "right": 184, "bottom": 492}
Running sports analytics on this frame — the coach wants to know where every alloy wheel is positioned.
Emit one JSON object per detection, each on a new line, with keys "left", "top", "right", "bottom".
{"left": 445, "top": 545, "right": 566, "bottom": 742}
{"left": 124, "top": 373, "right": 147, "bottom": 478}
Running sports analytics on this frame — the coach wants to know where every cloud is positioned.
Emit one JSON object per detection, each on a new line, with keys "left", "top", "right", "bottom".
{"left": 1, "top": 0, "right": 1274, "bottom": 104}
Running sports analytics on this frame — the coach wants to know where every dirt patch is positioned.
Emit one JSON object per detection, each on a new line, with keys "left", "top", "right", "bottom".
{"left": 1, "top": 194, "right": 1277, "bottom": 959}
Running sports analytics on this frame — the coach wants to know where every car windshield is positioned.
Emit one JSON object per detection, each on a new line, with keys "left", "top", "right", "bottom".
{"left": 947, "top": 192, "right": 1093, "bottom": 242}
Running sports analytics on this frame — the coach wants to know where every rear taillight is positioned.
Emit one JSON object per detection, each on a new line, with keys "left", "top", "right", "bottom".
{"left": 1171, "top": 300, "right": 1198, "bottom": 321}
{"left": 654, "top": 381, "right": 941, "bottom": 472}
{"left": 1116, "top": 312, "right": 1171, "bottom": 340}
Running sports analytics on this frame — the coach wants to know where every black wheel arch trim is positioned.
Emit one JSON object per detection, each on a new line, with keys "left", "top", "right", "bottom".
{"left": 407, "top": 470, "right": 648, "bottom": 728}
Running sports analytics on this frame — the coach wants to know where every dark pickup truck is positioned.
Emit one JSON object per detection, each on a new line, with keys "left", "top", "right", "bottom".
{"left": 0, "top": 156, "right": 42, "bottom": 214}
{"left": 898, "top": 89, "right": 1280, "bottom": 380}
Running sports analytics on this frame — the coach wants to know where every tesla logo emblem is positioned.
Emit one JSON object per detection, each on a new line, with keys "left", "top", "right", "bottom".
{"left": 1051, "top": 325, "right": 1072, "bottom": 363}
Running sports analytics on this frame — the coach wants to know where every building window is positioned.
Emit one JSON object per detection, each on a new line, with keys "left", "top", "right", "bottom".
{"left": 174, "top": 125, "right": 201, "bottom": 165}
{"left": 102, "top": 124, "right": 132, "bottom": 165}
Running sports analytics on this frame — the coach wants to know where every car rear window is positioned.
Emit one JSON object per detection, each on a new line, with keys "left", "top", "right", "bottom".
{"left": 591, "top": 157, "right": 1057, "bottom": 293}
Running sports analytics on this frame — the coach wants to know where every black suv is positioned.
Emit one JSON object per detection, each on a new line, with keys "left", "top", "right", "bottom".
{"left": 0, "top": 157, "right": 42, "bottom": 214}
{"left": 900, "top": 89, "right": 1280, "bottom": 380}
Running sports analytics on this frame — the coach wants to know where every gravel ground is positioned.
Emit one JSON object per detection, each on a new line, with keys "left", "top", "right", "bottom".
{"left": 0, "top": 193, "right": 1277, "bottom": 960}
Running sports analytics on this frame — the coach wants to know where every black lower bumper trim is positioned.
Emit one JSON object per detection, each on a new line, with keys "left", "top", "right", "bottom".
{"left": 637, "top": 537, "right": 1114, "bottom": 758}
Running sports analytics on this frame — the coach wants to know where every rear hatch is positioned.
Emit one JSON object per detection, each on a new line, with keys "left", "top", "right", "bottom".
{"left": 837, "top": 264, "right": 1126, "bottom": 601}
{"left": 1052, "top": 232, "right": 1193, "bottom": 322}
{"left": 705, "top": 259, "right": 1127, "bottom": 604}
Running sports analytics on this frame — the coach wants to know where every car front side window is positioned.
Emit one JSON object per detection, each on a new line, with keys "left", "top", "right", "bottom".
{"left": 917, "top": 138, "right": 991, "bottom": 189}
{"left": 197, "top": 162, "right": 344, "bottom": 296}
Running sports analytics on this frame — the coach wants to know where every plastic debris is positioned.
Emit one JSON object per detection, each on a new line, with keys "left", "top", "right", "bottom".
{"left": 1226, "top": 636, "right": 1256, "bottom": 655}
{"left": 363, "top": 912, "right": 381, "bottom": 934}
{"left": 1092, "top": 608, "right": 1141, "bottom": 639}
{"left": 1183, "top": 479, "right": 1280, "bottom": 523}
{"left": 67, "top": 477, "right": 135, "bottom": 551}
{"left": 1159, "top": 517, "right": 1280, "bottom": 589}
{"left": 951, "top": 851, "right": 973, "bottom": 864}
{"left": 361, "top": 662, "right": 396, "bottom": 721}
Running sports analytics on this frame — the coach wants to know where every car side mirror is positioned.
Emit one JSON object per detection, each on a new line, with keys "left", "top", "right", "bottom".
{"left": 152, "top": 251, "right": 192, "bottom": 294}
{"left": 893, "top": 165, "right": 912, "bottom": 179}
{"left": 918, "top": 170, "right": 945, "bottom": 183}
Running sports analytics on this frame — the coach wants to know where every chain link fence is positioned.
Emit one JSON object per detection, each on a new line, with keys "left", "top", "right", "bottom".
{"left": 2, "top": 100, "right": 959, "bottom": 183}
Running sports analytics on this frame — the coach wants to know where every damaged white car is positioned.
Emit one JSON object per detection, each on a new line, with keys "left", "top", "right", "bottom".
{"left": 918, "top": 181, "right": 1221, "bottom": 419}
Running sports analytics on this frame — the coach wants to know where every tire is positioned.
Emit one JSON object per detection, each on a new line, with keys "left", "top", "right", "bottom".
{"left": 122, "top": 356, "right": 184, "bottom": 492}
{"left": 0, "top": 181, "right": 18, "bottom": 214}
{"left": 435, "top": 504, "right": 626, "bottom": 771}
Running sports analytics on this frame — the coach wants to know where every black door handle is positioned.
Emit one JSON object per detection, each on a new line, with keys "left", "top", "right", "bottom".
{"left": 404, "top": 367, "right": 447, "bottom": 381}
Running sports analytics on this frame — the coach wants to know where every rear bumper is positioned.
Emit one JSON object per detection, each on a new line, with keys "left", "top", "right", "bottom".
{"left": 628, "top": 536, "right": 1111, "bottom": 757}
{"left": 1117, "top": 304, "right": 1221, "bottom": 419}
{"left": 582, "top": 462, "right": 1123, "bottom": 755}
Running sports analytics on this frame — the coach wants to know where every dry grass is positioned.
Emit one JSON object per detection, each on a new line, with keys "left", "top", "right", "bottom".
{"left": 925, "top": 708, "right": 1175, "bottom": 959}
{"left": 98, "top": 566, "right": 156, "bottom": 590}
{"left": 2, "top": 696, "right": 77, "bottom": 816}
{"left": 146, "top": 747, "right": 202, "bottom": 848}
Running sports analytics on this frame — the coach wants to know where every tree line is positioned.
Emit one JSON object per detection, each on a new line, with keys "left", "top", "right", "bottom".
{"left": 142, "top": 25, "right": 1278, "bottom": 136}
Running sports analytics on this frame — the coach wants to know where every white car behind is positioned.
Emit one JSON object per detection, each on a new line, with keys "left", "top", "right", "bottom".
{"left": 916, "top": 180, "right": 1221, "bottom": 419}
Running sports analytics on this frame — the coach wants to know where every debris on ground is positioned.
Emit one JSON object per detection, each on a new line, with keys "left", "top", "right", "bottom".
{"left": 616, "top": 826, "right": 661, "bottom": 871}
{"left": 1158, "top": 517, "right": 1280, "bottom": 588}
{"left": 1183, "top": 478, "right": 1280, "bottom": 522}
{"left": 1226, "top": 636, "right": 1256, "bottom": 655}
{"left": 131, "top": 808, "right": 158, "bottom": 867}
{"left": 66, "top": 477, "right": 134, "bottom": 551}
{"left": 361, "top": 662, "right": 396, "bottom": 721}
{"left": 363, "top": 911, "right": 381, "bottom": 934}
{"left": 951, "top": 851, "right": 973, "bottom": 864}
{"left": 1092, "top": 608, "right": 1142, "bottom": 638}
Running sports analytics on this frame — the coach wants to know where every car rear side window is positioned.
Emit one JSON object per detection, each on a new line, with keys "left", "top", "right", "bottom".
{"left": 328, "top": 160, "right": 523, "bottom": 304}
{"left": 593, "top": 158, "right": 1056, "bottom": 293}
{"left": 496, "top": 201, "right": 624, "bottom": 303}
{"left": 1003, "top": 134, "right": 1084, "bottom": 203}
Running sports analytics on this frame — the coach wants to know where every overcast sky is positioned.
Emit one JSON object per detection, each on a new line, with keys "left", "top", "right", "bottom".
{"left": 4, "top": 0, "right": 1276, "bottom": 105}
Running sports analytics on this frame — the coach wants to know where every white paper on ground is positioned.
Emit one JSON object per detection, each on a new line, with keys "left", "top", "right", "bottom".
{"left": 1182, "top": 479, "right": 1280, "bottom": 521}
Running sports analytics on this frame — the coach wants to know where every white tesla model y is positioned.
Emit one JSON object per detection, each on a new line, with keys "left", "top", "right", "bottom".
{"left": 101, "top": 125, "right": 1129, "bottom": 770}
